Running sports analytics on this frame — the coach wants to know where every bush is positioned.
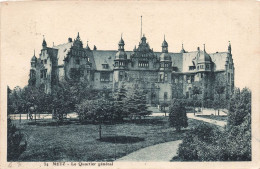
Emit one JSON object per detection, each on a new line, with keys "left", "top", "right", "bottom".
{"left": 7, "top": 118, "right": 27, "bottom": 161}
{"left": 176, "top": 87, "right": 251, "bottom": 161}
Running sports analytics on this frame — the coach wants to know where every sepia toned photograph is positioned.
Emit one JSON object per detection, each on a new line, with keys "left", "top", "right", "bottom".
{"left": 0, "top": 1, "right": 259, "bottom": 169}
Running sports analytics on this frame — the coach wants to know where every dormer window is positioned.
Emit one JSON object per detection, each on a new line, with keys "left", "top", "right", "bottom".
{"left": 102, "top": 64, "right": 109, "bottom": 69}
{"left": 189, "top": 66, "right": 196, "bottom": 70}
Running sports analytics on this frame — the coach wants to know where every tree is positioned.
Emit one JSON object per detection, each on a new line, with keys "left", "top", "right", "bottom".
{"left": 191, "top": 86, "right": 201, "bottom": 115}
{"left": 7, "top": 118, "right": 27, "bottom": 161}
{"left": 113, "top": 82, "right": 128, "bottom": 121}
{"left": 7, "top": 86, "right": 15, "bottom": 115}
{"left": 169, "top": 99, "right": 188, "bottom": 132}
{"left": 22, "top": 85, "right": 46, "bottom": 122}
{"left": 175, "top": 87, "right": 251, "bottom": 161}
{"left": 125, "top": 85, "right": 152, "bottom": 120}
{"left": 49, "top": 81, "right": 73, "bottom": 122}
{"left": 228, "top": 88, "right": 251, "bottom": 126}
{"left": 214, "top": 83, "right": 225, "bottom": 116}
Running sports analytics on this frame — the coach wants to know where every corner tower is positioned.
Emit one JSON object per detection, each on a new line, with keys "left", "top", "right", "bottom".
{"left": 113, "top": 35, "right": 128, "bottom": 89}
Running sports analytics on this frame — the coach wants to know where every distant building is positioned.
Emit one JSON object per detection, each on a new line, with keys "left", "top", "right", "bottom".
{"left": 29, "top": 32, "right": 234, "bottom": 105}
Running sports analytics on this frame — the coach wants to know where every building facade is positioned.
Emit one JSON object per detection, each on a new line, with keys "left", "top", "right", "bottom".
{"left": 29, "top": 33, "right": 235, "bottom": 105}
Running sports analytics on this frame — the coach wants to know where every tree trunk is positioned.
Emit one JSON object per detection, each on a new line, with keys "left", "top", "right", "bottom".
{"left": 99, "top": 124, "right": 102, "bottom": 139}
{"left": 20, "top": 112, "right": 21, "bottom": 123}
{"left": 34, "top": 111, "right": 36, "bottom": 123}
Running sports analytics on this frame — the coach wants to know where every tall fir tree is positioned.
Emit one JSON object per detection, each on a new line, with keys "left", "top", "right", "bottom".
{"left": 169, "top": 99, "right": 188, "bottom": 131}
{"left": 113, "top": 82, "right": 128, "bottom": 121}
{"left": 125, "top": 85, "right": 151, "bottom": 120}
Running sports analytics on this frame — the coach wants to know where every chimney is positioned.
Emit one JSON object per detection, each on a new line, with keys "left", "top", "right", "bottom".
{"left": 197, "top": 47, "right": 200, "bottom": 51}
{"left": 68, "top": 38, "right": 72, "bottom": 42}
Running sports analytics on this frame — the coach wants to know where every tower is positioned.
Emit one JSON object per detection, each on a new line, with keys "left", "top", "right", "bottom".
{"left": 159, "top": 35, "right": 172, "bottom": 80}
{"left": 113, "top": 35, "right": 128, "bottom": 89}
{"left": 228, "top": 41, "right": 232, "bottom": 54}
{"left": 158, "top": 35, "right": 172, "bottom": 103}
{"left": 29, "top": 50, "right": 37, "bottom": 86}
{"left": 42, "top": 35, "right": 47, "bottom": 49}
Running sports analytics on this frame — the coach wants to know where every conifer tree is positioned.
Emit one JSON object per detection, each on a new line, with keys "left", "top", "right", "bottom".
{"left": 125, "top": 85, "right": 151, "bottom": 120}
{"left": 169, "top": 99, "right": 188, "bottom": 132}
{"left": 113, "top": 82, "right": 128, "bottom": 121}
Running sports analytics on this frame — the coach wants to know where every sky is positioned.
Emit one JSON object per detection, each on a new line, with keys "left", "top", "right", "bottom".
{"left": 1, "top": 1, "right": 259, "bottom": 90}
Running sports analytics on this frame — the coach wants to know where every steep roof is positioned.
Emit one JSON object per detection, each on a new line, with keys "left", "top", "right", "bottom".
{"left": 182, "top": 51, "right": 198, "bottom": 72}
{"left": 210, "top": 52, "right": 229, "bottom": 71}
{"left": 90, "top": 49, "right": 228, "bottom": 72}
{"left": 53, "top": 42, "right": 73, "bottom": 66}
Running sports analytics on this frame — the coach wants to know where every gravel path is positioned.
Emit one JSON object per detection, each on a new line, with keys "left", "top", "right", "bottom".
{"left": 187, "top": 113, "right": 227, "bottom": 127}
{"left": 115, "top": 140, "right": 182, "bottom": 162}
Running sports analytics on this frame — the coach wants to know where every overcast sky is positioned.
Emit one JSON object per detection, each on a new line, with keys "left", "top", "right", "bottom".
{"left": 1, "top": 1, "right": 259, "bottom": 90}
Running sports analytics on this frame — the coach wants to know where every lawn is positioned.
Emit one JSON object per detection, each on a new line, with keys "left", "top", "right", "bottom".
{"left": 196, "top": 115, "right": 227, "bottom": 122}
{"left": 12, "top": 116, "right": 200, "bottom": 162}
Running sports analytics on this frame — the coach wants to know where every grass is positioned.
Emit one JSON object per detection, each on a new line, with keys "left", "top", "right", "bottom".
{"left": 11, "top": 116, "right": 200, "bottom": 162}
{"left": 196, "top": 115, "right": 227, "bottom": 122}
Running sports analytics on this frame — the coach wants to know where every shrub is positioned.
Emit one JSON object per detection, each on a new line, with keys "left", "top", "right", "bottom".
{"left": 7, "top": 118, "right": 27, "bottom": 161}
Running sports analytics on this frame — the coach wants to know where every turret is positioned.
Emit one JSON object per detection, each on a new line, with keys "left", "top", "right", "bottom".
{"left": 42, "top": 35, "right": 47, "bottom": 49}
{"left": 159, "top": 36, "right": 172, "bottom": 83}
{"left": 30, "top": 50, "right": 37, "bottom": 68}
{"left": 180, "top": 43, "right": 186, "bottom": 53}
{"left": 29, "top": 50, "right": 37, "bottom": 86}
{"left": 161, "top": 35, "right": 168, "bottom": 53}
{"left": 114, "top": 35, "right": 127, "bottom": 84}
{"left": 228, "top": 41, "right": 232, "bottom": 54}
{"left": 86, "top": 41, "right": 91, "bottom": 50}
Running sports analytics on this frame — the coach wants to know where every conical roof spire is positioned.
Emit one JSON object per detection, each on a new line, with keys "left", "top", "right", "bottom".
{"left": 228, "top": 41, "right": 231, "bottom": 53}
{"left": 86, "top": 40, "right": 90, "bottom": 50}
{"left": 162, "top": 35, "right": 168, "bottom": 47}
{"left": 180, "top": 43, "right": 186, "bottom": 53}
{"left": 42, "top": 35, "right": 47, "bottom": 48}
{"left": 31, "top": 49, "right": 37, "bottom": 62}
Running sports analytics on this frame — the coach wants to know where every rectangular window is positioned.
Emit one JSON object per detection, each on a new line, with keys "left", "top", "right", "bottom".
{"left": 191, "top": 75, "right": 194, "bottom": 83}
{"left": 189, "top": 66, "right": 195, "bottom": 70}
{"left": 100, "top": 72, "right": 110, "bottom": 82}
{"left": 206, "top": 65, "right": 209, "bottom": 69}
{"left": 159, "top": 74, "right": 163, "bottom": 82}
{"left": 102, "top": 64, "right": 109, "bottom": 69}
{"left": 165, "top": 74, "right": 168, "bottom": 82}
{"left": 44, "top": 59, "right": 47, "bottom": 64}
{"left": 164, "top": 92, "right": 168, "bottom": 100}
{"left": 41, "top": 60, "right": 43, "bottom": 64}
{"left": 138, "top": 61, "right": 149, "bottom": 68}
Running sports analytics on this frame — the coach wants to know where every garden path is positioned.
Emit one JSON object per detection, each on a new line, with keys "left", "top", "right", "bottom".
{"left": 115, "top": 140, "right": 182, "bottom": 162}
{"left": 187, "top": 113, "right": 227, "bottom": 127}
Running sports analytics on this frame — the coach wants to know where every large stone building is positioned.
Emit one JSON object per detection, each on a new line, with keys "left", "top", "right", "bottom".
{"left": 29, "top": 32, "right": 234, "bottom": 105}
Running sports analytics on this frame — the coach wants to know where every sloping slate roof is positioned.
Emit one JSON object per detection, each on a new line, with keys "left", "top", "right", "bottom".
{"left": 92, "top": 50, "right": 183, "bottom": 72}
{"left": 92, "top": 50, "right": 117, "bottom": 71}
{"left": 182, "top": 51, "right": 198, "bottom": 72}
{"left": 53, "top": 42, "right": 73, "bottom": 66}
{"left": 154, "top": 52, "right": 183, "bottom": 72}
{"left": 170, "top": 53, "right": 183, "bottom": 72}
{"left": 210, "top": 52, "right": 228, "bottom": 71}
